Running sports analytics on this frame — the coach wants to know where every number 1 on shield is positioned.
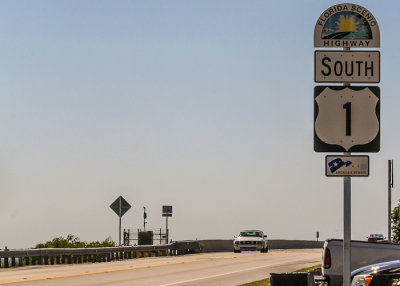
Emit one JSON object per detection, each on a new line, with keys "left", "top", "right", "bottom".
{"left": 343, "top": 102, "right": 351, "bottom": 136}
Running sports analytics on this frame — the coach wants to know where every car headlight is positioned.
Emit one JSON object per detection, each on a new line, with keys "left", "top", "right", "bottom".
{"left": 234, "top": 241, "right": 239, "bottom": 245}
{"left": 351, "top": 275, "right": 373, "bottom": 286}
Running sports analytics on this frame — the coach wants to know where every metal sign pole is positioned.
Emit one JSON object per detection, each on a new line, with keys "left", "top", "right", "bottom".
{"left": 166, "top": 216, "right": 169, "bottom": 244}
{"left": 110, "top": 196, "right": 131, "bottom": 247}
{"left": 388, "top": 160, "right": 394, "bottom": 242}
{"left": 343, "top": 46, "right": 351, "bottom": 286}
{"left": 119, "top": 197, "right": 122, "bottom": 246}
{"left": 343, "top": 172, "right": 351, "bottom": 286}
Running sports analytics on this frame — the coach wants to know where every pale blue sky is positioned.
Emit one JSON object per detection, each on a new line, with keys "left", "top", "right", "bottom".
{"left": 0, "top": 0, "right": 399, "bottom": 248}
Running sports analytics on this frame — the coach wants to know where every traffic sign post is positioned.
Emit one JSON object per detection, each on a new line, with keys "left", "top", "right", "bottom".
{"left": 162, "top": 206, "right": 172, "bottom": 244}
{"left": 314, "top": 3, "right": 380, "bottom": 286}
{"left": 110, "top": 196, "right": 132, "bottom": 246}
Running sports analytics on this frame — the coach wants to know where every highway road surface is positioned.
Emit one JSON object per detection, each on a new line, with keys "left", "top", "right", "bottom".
{"left": 0, "top": 249, "right": 321, "bottom": 286}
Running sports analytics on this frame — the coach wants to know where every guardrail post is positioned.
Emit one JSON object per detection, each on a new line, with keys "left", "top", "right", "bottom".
{"left": 3, "top": 247, "right": 9, "bottom": 268}
{"left": 11, "top": 257, "right": 16, "bottom": 267}
{"left": 67, "top": 255, "right": 72, "bottom": 264}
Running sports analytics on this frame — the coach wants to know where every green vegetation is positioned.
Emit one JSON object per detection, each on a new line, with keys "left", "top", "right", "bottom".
{"left": 392, "top": 202, "right": 400, "bottom": 242}
{"left": 239, "top": 265, "right": 321, "bottom": 286}
{"left": 35, "top": 234, "right": 116, "bottom": 248}
{"left": 199, "top": 243, "right": 205, "bottom": 252}
{"left": 294, "top": 264, "right": 321, "bottom": 273}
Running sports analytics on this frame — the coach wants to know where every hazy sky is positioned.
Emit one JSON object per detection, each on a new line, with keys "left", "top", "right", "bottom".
{"left": 1, "top": 0, "right": 399, "bottom": 248}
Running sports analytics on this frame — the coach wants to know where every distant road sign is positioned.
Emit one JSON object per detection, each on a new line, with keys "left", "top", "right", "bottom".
{"left": 110, "top": 196, "right": 131, "bottom": 217}
{"left": 314, "top": 3, "right": 380, "bottom": 48}
{"left": 162, "top": 205, "right": 172, "bottom": 217}
{"left": 315, "top": 51, "right": 380, "bottom": 83}
{"left": 326, "top": 155, "right": 369, "bottom": 177}
{"left": 314, "top": 86, "right": 380, "bottom": 152}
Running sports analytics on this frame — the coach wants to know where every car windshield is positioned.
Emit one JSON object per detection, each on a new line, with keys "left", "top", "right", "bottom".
{"left": 240, "top": 231, "right": 262, "bottom": 237}
{"left": 370, "top": 234, "right": 383, "bottom": 238}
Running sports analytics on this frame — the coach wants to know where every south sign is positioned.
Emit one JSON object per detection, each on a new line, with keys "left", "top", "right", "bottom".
{"left": 315, "top": 51, "right": 380, "bottom": 83}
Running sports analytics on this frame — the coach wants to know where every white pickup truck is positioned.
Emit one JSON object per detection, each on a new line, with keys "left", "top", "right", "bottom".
{"left": 321, "top": 239, "right": 400, "bottom": 286}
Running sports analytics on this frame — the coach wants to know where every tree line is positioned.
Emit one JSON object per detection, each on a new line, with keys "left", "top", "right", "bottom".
{"left": 35, "top": 234, "right": 116, "bottom": 248}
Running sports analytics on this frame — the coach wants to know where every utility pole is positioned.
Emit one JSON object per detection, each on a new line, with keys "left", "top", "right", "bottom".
{"left": 388, "top": 160, "right": 394, "bottom": 242}
{"left": 143, "top": 207, "right": 147, "bottom": 231}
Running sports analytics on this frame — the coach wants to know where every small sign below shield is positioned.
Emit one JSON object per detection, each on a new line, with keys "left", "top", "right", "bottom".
{"left": 326, "top": 155, "right": 369, "bottom": 177}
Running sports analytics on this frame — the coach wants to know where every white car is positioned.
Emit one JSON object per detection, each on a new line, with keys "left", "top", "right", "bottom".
{"left": 233, "top": 230, "right": 268, "bottom": 253}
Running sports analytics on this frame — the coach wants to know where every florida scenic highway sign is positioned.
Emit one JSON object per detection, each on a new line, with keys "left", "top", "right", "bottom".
{"left": 314, "top": 86, "right": 380, "bottom": 152}
{"left": 314, "top": 3, "right": 380, "bottom": 48}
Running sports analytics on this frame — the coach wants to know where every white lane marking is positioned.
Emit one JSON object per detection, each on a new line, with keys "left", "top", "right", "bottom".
{"left": 158, "top": 264, "right": 271, "bottom": 286}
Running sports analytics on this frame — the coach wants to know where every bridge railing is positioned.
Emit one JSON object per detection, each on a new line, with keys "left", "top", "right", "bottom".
{"left": 0, "top": 241, "right": 201, "bottom": 268}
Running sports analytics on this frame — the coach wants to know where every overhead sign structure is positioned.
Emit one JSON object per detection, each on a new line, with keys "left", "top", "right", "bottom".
{"left": 314, "top": 3, "right": 380, "bottom": 48}
{"left": 326, "top": 155, "right": 369, "bottom": 177}
{"left": 314, "top": 86, "right": 380, "bottom": 152}
{"left": 315, "top": 51, "right": 380, "bottom": 83}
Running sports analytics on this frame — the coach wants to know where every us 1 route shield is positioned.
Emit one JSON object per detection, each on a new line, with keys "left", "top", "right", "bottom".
{"left": 314, "top": 86, "right": 380, "bottom": 152}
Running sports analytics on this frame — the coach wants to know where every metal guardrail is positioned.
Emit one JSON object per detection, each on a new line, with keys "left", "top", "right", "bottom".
{"left": 0, "top": 241, "right": 200, "bottom": 268}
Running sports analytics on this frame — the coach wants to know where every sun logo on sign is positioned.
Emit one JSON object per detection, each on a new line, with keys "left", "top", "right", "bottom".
{"left": 322, "top": 12, "right": 372, "bottom": 40}
{"left": 336, "top": 15, "right": 359, "bottom": 33}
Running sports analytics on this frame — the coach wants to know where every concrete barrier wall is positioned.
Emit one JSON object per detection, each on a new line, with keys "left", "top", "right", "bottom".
{"left": 198, "top": 239, "right": 324, "bottom": 253}
{"left": 269, "top": 240, "right": 324, "bottom": 249}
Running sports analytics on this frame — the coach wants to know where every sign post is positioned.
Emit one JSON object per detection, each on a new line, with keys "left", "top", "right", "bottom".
{"left": 388, "top": 160, "right": 394, "bottom": 242}
{"left": 110, "top": 196, "right": 131, "bottom": 245}
{"left": 314, "top": 4, "right": 380, "bottom": 286}
{"left": 162, "top": 206, "right": 172, "bottom": 244}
